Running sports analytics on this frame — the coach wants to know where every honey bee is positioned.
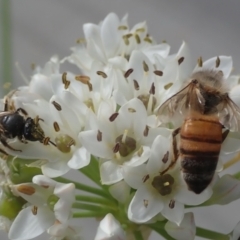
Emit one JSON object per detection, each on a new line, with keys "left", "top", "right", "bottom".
{"left": 158, "top": 65, "right": 240, "bottom": 194}
{"left": 0, "top": 98, "right": 55, "bottom": 155}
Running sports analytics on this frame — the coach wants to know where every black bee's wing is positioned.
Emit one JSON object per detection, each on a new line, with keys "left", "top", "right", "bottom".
{"left": 217, "top": 96, "right": 240, "bottom": 131}
{"left": 158, "top": 80, "right": 204, "bottom": 122}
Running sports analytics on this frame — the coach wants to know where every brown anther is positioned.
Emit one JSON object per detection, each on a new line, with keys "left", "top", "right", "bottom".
{"left": 142, "top": 174, "right": 149, "bottom": 183}
{"left": 216, "top": 56, "right": 220, "bottom": 68}
{"left": 96, "top": 71, "right": 108, "bottom": 78}
{"left": 32, "top": 206, "right": 38, "bottom": 215}
{"left": 118, "top": 25, "right": 128, "bottom": 30}
{"left": 53, "top": 122, "right": 60, "bottom": 132}
{"left": 149, "top": 83, "right": 155, "bottom": 95}
{"left": 64, "top": 80, "right": 71, "bottom": 89}
{"left": 154, "top": 70, "right": 163, "bottom": 76}
{"left": 143, "top": 61, "right": 149, "bottom": 72}
{"left": 133, "top": 80, "right": 139, "bottom": 90}
{"left": 144, "top": 36, "right": 152, "bottom": 43}
{"left": 124, "top": 68, "right": 134, "bottom": 78}
{"left": 123, "top": 36, "right": 130, "bottom": 45}
{"left": 17, "top": 185, "right": 35, "bottom": 195}
{"left": 164, "top": 83, "right": 173, "bottom": 90}
{"left": 198, "top": 57, "right": 203, "bottom": 67}
{"left": 128, "top": 108, "right": 136, "bottom": 113}
{"left": 75, "top": 75, "right": 92, "bottom": 91}
{"left": 76, "top": 38, "right": 86, "bottom": 44}
{"left": 135, "top": 34, "right": 141, "bottom": 44}
{"left": 123, "top": 34, "right": 133, "bottom": 45}
{"left": 169, "top": 199, "right": 175, "bottom": 209}
{"left": 109, "top": 112, "right": 119, "bottom": 122}
{"left": 113, "top": 142, "right": 120, "bottom": 153}
{"left": 143, "top": 199, "right": 149, "bottom": 207}
{"left": 75, "top": 75, "right": 90, "bottom": 84}
{"left": 162, "top": 151, "right": 169, "bottom": 163}
{"left": 43, "top": 137, "right": 50, "bottom": 145}
{"left": 143, "top": 126, "right": 149, "bottom": 137}
{"left": 52, "top": 101, "right": 62, "bottom": 111}
{"left": 178, "top": 57, "right": 184, "bottom": 65}
{"left": 62, "top": 72, "right": 67, "bottom": 84}
{"left": 136, "top": 28, "right": 145, "bottom": 33}
{"left": 97, "top": 130, "right": 102, "bottom": 142}
{"left": 125, "top": 33, "right": 133, "bottom": 38}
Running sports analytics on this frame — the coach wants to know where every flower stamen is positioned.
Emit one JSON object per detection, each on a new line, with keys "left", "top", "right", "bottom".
{"left": 124, "top": 68, "right": 134, "bottom": 78}
{"left": 53, "top": 122, "right": 60, "bottom": 132}
{"left": 154, "top": 70, "right": 163, "bottom": 76}
{"left": 55, "top": 134, "right": 75, "bottom": 153}
{"left": 96, "top": 71, "right": 108, "bottom": 78}
{"left": 52, "top": 101, "right": 62, "bottom": 111}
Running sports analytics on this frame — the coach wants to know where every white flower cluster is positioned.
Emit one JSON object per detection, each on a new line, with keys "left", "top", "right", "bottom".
{"left": 2, "top": 12, "right": 240, "bottom": 240}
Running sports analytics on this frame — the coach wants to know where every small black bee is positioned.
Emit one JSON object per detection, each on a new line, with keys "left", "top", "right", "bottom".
{"left": 0, "top": 98, "right": 55, "bottom": 155}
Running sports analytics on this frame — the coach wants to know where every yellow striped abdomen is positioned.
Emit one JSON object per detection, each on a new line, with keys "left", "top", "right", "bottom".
{"left": 180, "top": 115, "right": 222, "bottom": 194}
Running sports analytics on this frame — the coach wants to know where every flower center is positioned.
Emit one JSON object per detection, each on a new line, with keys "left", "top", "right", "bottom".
{"left": 137, "top": 94, "right": 156, "bottom": 112}
{"left": 115, "top": 133, "right": 136, "bottom": 157}
{"left": 152, "top": 174, "right": 175, "bottom": 196}
{"left": 84, "top": 98, "right": 95, "bottom": 112}
{"left": 55, "top": 134, "right": 75, "bottom": 153}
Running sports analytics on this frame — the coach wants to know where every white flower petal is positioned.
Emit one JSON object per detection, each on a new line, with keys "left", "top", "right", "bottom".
{"left": 94, "top": 213, "right": 125, "bottom": 240}
{"left": 41, "top": 160, "right": 70, "bottom": 178}
{"left": 100, "top": 161, "right": 123, "bottom": 184}
{"left": 9, "top": 206, "right": 55, "bottom": 240}
{"left": 128, "top": 185, "right": 163, "bottom": 223}
{"left": 162, "top": 201, "right": 184, "bottom": 226}
{"left": 221, "top": 136, "right": 240, "bottom": 154}
{"left": 68, "top": 147, "right": 90, "bottom": 169}
{"left": 204, "top": 174, "right": 240, "bottom": 205}
{"left": 122, "top": 164, "right": 147, "bottom": 189}
{"left": 165, "top": 212, "right": 196, "bottom": 240}
{"left": 147, "top": 135, "right": 170, "bottom": 174}
{"left": 79, "top": 130, "right": 113, "bottom": 158}
{"left": 109, "top": 181, "right": 131, "bottom": 203}
{"left": 101, "top": 13, "right": 121, "bottom": 58}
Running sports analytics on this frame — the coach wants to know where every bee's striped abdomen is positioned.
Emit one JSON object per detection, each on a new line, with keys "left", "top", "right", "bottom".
{"left": 180, "top": 116, "right": 222, "bottom": 194}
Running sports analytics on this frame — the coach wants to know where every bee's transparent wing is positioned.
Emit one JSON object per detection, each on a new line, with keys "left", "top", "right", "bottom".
{"left": 218, "top": 97, "right": 240, "bottom": 132}
{"left": 157, "top": 81, "right": 204, "bottom": 122}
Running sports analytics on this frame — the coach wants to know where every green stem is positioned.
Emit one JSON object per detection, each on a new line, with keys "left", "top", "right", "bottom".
{"left": 133, "top": 230, "right": 144, "bottom": 240}
{"left": 196, "top": 227, "right": 229, "bottom": 240}
{"left": 79, "top": 156, "right": 110, "bottom": 193}
{"left": 234, "top": 171, "right": 240, "bottom": 180}
{"left": 73, "top": 202, "right": 116, "bottom": 212}
{"left": 73, "top": 211, "right": 106, "bottom": 218}
{"left": 76, "top": 195, "right": 116, "bottom": 206}
{"left": 55, "top": 177, "right": 110, "bottom": 199}
{"left": 0, "top": 0, "right": 12, "bottom": 95}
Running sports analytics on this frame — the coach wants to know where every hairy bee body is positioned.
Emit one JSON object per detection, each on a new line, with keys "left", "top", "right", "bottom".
{"left": 180, "top": 113, "right": 222, "bottom": 194}
{"left": 158, "top": 66, "right": 240, "bottom": 194}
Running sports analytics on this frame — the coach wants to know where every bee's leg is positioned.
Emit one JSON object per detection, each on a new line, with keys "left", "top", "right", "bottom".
{"left": 172, "top": 127, "right": 180, "bottom": 163}
{"left": 16, "top": 108, "right": 28, "bottom": 116}
{"left": 222, "top": 129, "right": 229, "bottom": 143}
{"left": 161, "top": 127, "right": 180, "bottom": 175}
{"left": 34, "top": 116, "right": 44, "bottom": 124}
{"left": 0, "top": 148, "right": 8, "bottom": 156}
{"left": 0, "top": 136, "right": 22, "bottom": 152}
